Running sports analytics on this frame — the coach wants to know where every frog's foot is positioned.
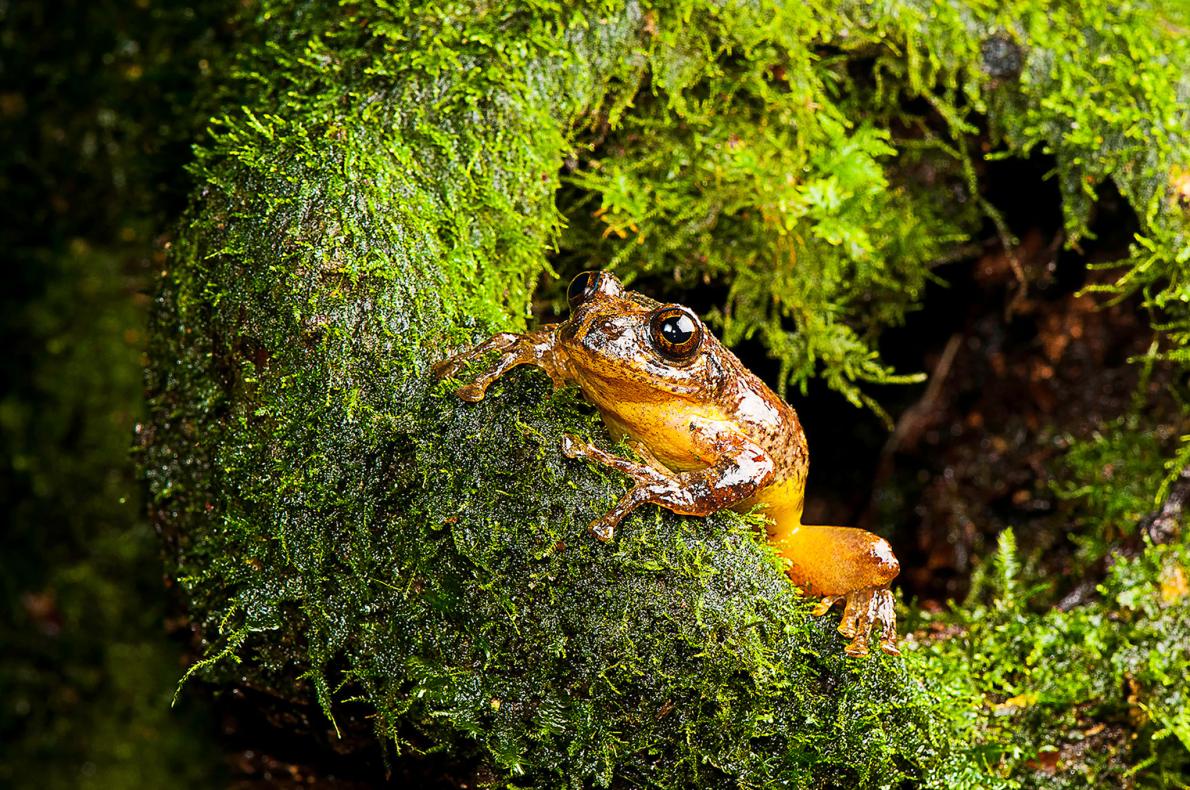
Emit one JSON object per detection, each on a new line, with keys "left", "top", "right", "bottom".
{"left": 836, "top": 586, "right": 899, "bottom": 657}
{"left": 432, "top": 333, "right": 519, "bottom": 401}
{"left": 432, "top": 333, "right": 516, "bottom": 379}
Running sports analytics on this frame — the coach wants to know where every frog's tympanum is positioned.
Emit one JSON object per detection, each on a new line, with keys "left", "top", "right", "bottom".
{"left": 434, "top": 272, "right": 900, "bottom": 656}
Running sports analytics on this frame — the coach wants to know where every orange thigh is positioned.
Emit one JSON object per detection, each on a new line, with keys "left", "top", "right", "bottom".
{"left": 770, "top": 524, "right": 899, "bottom": 597}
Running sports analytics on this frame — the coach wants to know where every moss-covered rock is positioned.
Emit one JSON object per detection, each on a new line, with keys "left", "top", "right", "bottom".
{"left": 145, "top": 0, "right": 1190, "bottom": 786}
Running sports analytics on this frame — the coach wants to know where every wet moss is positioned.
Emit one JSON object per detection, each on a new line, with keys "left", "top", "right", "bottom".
{"left": 145, "top": 0, "right": 1190, "bottom": 786}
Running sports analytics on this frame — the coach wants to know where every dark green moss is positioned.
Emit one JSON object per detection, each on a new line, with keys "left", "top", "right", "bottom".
{"left": 0, "top": 246, "right": 225, "bottom": 788}
{"left": 889, "top": 422, "right": 1189, "bottom": 788}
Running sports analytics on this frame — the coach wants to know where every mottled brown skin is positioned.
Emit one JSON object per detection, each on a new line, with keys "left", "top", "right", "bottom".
{"left": 434, "top": 272, "right": 900, "bottom": 657}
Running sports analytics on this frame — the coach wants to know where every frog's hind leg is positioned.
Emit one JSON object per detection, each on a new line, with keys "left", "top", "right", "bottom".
{"left": 773, "top": 524, "right": 900, "bottom": 657}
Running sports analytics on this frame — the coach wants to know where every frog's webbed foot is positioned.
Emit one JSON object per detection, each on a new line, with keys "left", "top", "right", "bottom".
{"left": 562, "top": 430, "right": 773, "bottom": 542}
{"left": 812, "top": 587, "right": 899, "bottom": 657}
{"left": 433, "top": 329, "right": 566, "bottom": 402}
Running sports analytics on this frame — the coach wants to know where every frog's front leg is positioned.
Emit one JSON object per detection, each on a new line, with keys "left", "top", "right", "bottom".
{"left": 433, "top": 329, "right": 571, "bottom": 401}
{"left": 561, "top": 429, "right": 774, "bottom": 541}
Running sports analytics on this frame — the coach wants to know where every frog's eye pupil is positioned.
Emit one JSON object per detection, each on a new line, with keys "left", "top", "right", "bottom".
{"left": 660, "top": 315, "right": 695, "bottom": 345}
{"left": 650, "top": 308, "right": 702, "bottom": 360}
{"left": 567, "top": 272, "right": 601, "bottom": 311}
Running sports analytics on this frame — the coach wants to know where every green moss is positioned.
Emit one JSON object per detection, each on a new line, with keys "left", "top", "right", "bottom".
{"left": 145, "top": 0, "right": 1190, "bottom": 786}
{"left": 913, "top": 527, "right": 1190, "bottom": 787}
{"left": 560, "top": 0, "right": 1189, "bottom": 409}
{"left": 898, "top": 424, "right": 1190, "bottom": 788}
{"left": 1051, "top": 421, "right": 1173, "bottom": 569}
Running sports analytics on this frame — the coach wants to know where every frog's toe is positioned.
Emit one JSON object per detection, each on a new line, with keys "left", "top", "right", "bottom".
{"left": 588, "top": 515, "right": 616, "bottom": 542}
{"left": 838, "top": 593, "right": 865, "bottom": 641}
{"left": 810, "top": 595, "right": 841, "bottom": 618}
{"left": 840, "top": 595, "right": 871, "bottom": 656}
{"left": 844, "top": 636, "right": 870, "bottom": 657}
{"left": 872, "top": 588, "right": 900, "bottom": 656}
{"left": 561, "top": 434, "right": 590, "bottom": 459}
{"left": 838, "top": 586, "right": 898, "bottom": 658}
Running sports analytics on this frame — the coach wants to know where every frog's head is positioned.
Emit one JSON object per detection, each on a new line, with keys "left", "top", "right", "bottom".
{"left": 558, "top": 271, "right": 727, "bottom": 400}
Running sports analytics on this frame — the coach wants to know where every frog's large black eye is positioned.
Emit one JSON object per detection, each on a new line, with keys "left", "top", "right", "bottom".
{"left": 649, "top": 307, "right": 702, "bottom": 361}
{"left": 567, "top": 272, "right": 602, "bottom": 311}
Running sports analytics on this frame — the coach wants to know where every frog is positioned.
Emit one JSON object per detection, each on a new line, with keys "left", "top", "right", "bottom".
{"left": 433, "top": 271, "right": 900, "bottom": 657}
